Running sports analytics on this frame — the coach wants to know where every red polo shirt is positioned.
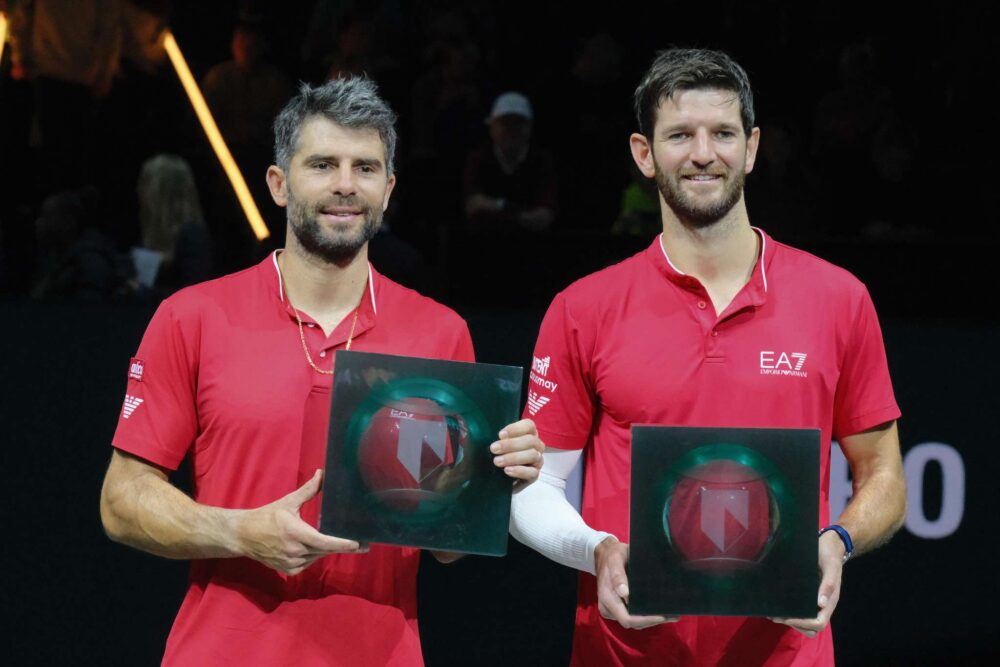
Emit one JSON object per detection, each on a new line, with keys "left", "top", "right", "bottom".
{"left": 526, "top": 230, "right": 899, "bottom": 667}
{"left": 112, "top": 253, "right": 474, "bottom": 666}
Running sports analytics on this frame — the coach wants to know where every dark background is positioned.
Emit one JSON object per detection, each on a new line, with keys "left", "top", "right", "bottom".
{"left": 2, "top": 1, "right": 998, "bottom": 665}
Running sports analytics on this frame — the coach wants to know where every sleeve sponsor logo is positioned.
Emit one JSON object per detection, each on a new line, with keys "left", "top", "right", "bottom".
{"left": 128, "top": 358, "right": 145, "bottom": 382}
{"left": 122, "top": 395, "right": 144, "bottom": 419}
{"left": 759, "top": 351, "right": 808, "bottom": 378}
{"left": 528, "top": 354, "right": 557, "bottom": 415}
{"left": 526, "top": 390, "right": 551, "bottom": 416}
{"left": 529, "top": 355, "right": 558, "bottom": 393}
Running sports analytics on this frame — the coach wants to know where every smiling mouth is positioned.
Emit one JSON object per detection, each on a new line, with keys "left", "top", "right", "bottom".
{"left": 682, "top": 174, "right": 724, "bottom": 182}
{"left": 321, "top": 208, "right": 363, "bottom": 219}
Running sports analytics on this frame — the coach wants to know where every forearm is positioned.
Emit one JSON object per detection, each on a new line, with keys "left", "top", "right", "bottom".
{"left": 835, "top": 422, "right": 907, "bottom": 556}
{"left": 509, "top": 449, "right": 611, "bottom": 574}
{"left": 835, "top": 467, "right": 906, "bottom": 556}
{"left": 100, "top": 453, "right": 245, "bottom": 560}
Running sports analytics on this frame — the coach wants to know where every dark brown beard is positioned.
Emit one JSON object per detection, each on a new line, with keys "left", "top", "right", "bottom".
{"left": 654, "top": 163, "right": 745, "bottom": 228}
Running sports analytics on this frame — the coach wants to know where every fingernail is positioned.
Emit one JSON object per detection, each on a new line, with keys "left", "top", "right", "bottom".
{"left": 490, "top": 442, "right": 501, "bottom": 453}
{"left": 818, "top": 594, "right": 829, "bottom": 607}
{"left": 504, "top": 467, "right": 517, "bottom": 476}
{"left": 498, "top": 430, "right": 508, "bottom": 439}
{"left": 616, "top": 584, "right": 628, "bottom": 597}
{"left": 495, "top": 456, "right": 505, "bottom": 466}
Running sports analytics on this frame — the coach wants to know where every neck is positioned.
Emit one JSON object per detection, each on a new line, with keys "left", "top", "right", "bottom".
{"left": 660, "top": 197, "right": 758, "bottom": 286}
{"left": 279, "top": 237, "right": 369, "bottom": 319}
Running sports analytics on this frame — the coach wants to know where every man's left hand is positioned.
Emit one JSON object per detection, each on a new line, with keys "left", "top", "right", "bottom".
{"left": 770, "top": 530, "right": 845, "bottom": 637}
{"left": 491, "top": 418, "right": 545, "bottom": 482}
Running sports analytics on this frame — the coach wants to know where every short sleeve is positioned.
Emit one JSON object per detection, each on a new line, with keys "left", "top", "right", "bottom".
{"left": 832, "top": 287, "right": 901, "bottom": 439}
{"left": 111, "top": 299, "right": 200, "bottom": 470}
{"left": 450, "top": 320, "right": 476, "bottom": 363}
{"left": 523, "top": 292, "right": 595, "bottom": 450}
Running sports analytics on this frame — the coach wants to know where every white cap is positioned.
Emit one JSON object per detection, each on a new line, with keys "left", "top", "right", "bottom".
{"left": 486, "top": 92, "right": 533, "bottom": 122}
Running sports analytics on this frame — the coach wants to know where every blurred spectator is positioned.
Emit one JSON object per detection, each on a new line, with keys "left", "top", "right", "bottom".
{"left": 133, "top": 154, "right": 212, "bottom": 296}
{"left": 810, "top": 41, "right": 894, "bottom": 236}
{"left": 548, "top": 33, "right": 631, "bottom": 231}
{"left": 7, "top": 0, "right": 127, "bottom": 194}
{"left": 611, "top": 162, "right": 660, "bottom": 238}
{"left": 201, "top": 19, "right": 291, "bottom": 245}
{"left": 32, "top": 188, "right": 133, "bottom": 300}
{"left": 202, "top": 20, "right": 291, "bottom": 162}
{"left": 744, "top": 123, "right": 815, "bottom": 241}
{"left": 301, "top": 1, "right": 404, "bottom": 84}
{"left": 464, "top": 92, "right": 556, "bottom": 232}
{"left": 403, "top": 21, "right": 486, "bottom": 237}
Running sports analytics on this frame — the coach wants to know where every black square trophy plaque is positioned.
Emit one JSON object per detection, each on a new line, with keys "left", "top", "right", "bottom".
{"left": 628, "top": 426, "right": 820, "bottom": 618}
{"left": 320, "top": 350, "right": 522, "bottom": 556}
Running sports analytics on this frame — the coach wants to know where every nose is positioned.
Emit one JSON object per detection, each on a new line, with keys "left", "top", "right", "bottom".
{"left": 690, "top": 128, "right": 716, "bottom": 168}
{"left": 332, "top": 164, "right": 357, "bottom": 196}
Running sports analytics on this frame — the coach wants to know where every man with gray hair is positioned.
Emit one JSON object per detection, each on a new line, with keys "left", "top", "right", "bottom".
{"left": 100, "top": 77, "right": 545, "bottom": 665}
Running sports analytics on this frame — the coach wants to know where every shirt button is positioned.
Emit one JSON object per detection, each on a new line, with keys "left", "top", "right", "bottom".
{"left": 712, "top": 330, "right": 719, "bottom": 337}
{"left": 697, "top": 301, "right": 707, "bottom": 309}
{"left": 319, "top": 350, "right": 327, "bottom": 357}
{"left": 307, "top": 323, "right": 316, "bottom": 328}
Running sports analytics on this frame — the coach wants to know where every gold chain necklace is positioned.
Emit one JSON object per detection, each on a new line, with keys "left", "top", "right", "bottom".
{"left": 278, "top": 257, "right": 363, "bottom": 375}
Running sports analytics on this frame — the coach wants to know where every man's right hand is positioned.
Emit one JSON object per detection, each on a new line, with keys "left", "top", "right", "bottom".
{"left": 595, "top": 536, "right": 678, "bottom": 630}
{"left": 235, "top": 470, "right": 364, "bottom": 575}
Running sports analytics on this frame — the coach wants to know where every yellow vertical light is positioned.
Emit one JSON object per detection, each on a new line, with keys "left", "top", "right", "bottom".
{"left": 0, "top": 13, "right": 8, "bottom": 67}
{"left": 162, "top": 30, "right": 270, "bottom": 241}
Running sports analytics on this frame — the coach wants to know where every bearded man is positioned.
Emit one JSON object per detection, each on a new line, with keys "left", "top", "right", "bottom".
{"left": 100, "top": 77, "right": 544, "bottom": 666}
{"left": 510, "top": 48, "right": 906, "bottom": 666}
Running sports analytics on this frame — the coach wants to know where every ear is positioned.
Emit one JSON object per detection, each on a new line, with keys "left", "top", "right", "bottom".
{"left": 266, "top": 165, "right": 289, "bottom": 207}
{"left": 744, "top": 127, "right": 761, "bottom": 174}
{"left": 629, "top": 133, "right": 656, "bottom": 179}
{"left": 382, "top": 173, "right": 397, "bottom": 211}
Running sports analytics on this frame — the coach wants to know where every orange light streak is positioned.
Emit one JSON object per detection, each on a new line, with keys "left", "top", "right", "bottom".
{"left": 0, "top": 13, "right": 8, "bottom": 67}
{"left": 162, "top": 30, "right": 269, "bottom": 241}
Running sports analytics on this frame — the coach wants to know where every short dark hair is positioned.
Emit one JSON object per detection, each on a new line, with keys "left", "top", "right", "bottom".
{"left": 273, "top": 76, "right": 398, "bottom": 174}
{"left": 633, "top": 48, "right": 755, "bottom": 138}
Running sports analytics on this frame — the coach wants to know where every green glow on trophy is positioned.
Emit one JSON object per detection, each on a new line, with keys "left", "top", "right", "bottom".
{"left": 630, "top": 427, "right": 819, "bottom": 617}
{"left": 322, "top": 351, "right": 522, "bottom": 556}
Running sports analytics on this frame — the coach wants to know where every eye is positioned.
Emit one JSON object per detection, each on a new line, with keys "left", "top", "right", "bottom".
{"left": 357, "top": 164, "right": 376, "bottom": 174}
{"left": 668, "top": 132, "right": 689, "bottom": 141}
{"left": 716, "top": 130, "right": 737, "bottom": 140}
{"left": 314, "top": 161, "right": 331, "bottom": 170}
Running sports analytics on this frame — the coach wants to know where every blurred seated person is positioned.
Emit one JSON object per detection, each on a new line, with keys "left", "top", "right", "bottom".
{"left": 464, "top": 92, "right": 557, "bottom": 232}
{"left": 132, "top": 154, "right": 212, "bottom": 296}
{"left": 32, "top": 188, "right": 133, "bottom": 300}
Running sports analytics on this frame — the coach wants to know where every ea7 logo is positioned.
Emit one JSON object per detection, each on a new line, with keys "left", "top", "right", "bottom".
{"left": 390, "top": 409, "right": 415, "bottom": 419}
{"left": 532, "top": 356, "right": 551, "bottom": 377}
{"left": 759, "top": 351, "right": 808, "bottom": 377}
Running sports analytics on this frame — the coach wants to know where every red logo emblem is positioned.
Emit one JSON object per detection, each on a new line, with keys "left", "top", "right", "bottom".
{"left": 128, "top": 358, "right": 145, "bottom": 382}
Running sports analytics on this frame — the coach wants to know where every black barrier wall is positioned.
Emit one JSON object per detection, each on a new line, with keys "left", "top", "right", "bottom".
{"left": 4, "top": 301, "right": 997, "bottom": 665}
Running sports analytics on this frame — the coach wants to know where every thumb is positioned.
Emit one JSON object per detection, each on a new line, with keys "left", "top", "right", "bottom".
{"left": 817, "top": 566, "right": 839, "bottom": 608}
{"left": 282, "top": 469, "right": 324, "bottom": 509}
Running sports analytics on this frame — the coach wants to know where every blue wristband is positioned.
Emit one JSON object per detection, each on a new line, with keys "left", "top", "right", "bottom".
{"left": 818, "top": 524, "right": 854, "bottom": 562}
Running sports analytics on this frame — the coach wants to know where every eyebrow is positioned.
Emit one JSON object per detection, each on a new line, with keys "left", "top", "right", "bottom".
{"left": 303, "top": 154, "right": 385, "bottom": 169}
{"left": 659, "top": 122, "right": 742, "bottom": 137}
